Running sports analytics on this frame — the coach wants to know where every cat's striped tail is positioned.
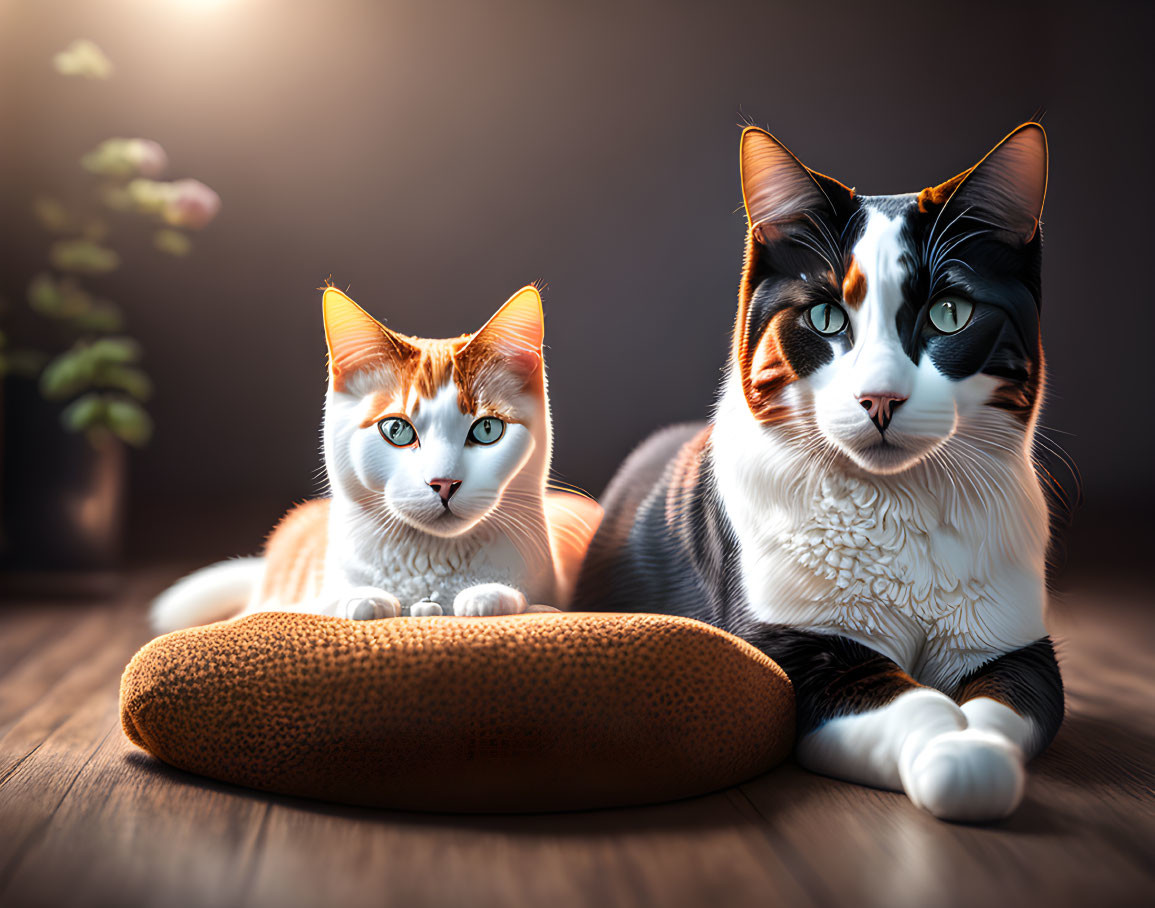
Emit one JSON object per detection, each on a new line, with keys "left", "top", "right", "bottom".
{"left": 149, "top": 557, "right": 265, "bottom": 635}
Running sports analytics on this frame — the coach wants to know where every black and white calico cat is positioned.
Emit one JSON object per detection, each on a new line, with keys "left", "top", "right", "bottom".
{"left": 573, "top": 123, "right": 1063, "bottom": 822}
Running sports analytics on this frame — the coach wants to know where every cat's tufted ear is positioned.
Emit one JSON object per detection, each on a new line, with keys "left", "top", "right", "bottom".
{"left": 921, "top": 122, "right": 1048, "bottom": 245}
{"left": 741, "top": 127, "right": 839, "bottom": 244}
{"left": 322, "top": 287, "right": 415, "bottom": 391}
{"left": 459, "top": 286, "right": 544, "bottom": 380}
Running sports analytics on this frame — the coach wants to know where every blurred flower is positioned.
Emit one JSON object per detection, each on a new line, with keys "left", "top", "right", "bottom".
{"left": 50, "top": 240, "right": 121, "bottom": 274}
{"left": 161, "top": 179, "right": 221, "bottom": 230}
{"left": 82, "top": 138, "right": 169, "bottom": 178}
{"left": 154, "top": 229, "right": 192, "bottom": 257}
{"left": 53, "top": 39, "right": 113, "bottom": 80}
{"left": 122, "top": 179, "right": 220, "bottom": 229}
{"left": 130, "top": 139, "right": 168, "bottom": 177}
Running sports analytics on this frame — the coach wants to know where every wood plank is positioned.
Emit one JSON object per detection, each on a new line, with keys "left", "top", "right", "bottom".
{"left": 1, "top": 734, "right": 272, "bottom": 908}
{"left": 0, "top": 566, "right": 173, "bottom": 737}
{"left": 0, "top": 571, "right": 1151, "bottom": 907}
{"left": 0, "top": 607, "right": 119, "bottom": 743}
{"left": 0, "top": 573, "right": 163, "bottom": 897}
{"left": 240, "top": 790, "right": 817, "bottom": 908}
{"left": 736, "top": 593, "right": 1155, "bottom": 908}
{"left": 0, "top": 603, "right": 74, "bottom": 680}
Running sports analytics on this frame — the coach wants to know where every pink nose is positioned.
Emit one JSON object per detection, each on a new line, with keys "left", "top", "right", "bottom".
{"left": 857, "top": 393, "right": 907, "bottom": 434}
{"left": 428, "top": 479, "right": 462, "bottom": 504}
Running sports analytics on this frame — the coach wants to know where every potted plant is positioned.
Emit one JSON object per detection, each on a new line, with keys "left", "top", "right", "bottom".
{"left": 0, "top": 39, "right": 220, "bottom": 586}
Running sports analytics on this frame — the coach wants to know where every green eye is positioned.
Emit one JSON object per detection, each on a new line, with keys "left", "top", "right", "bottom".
{"left": 468, "top": 417, "right": 505, "bottom": 445}
{"left": 807, "top": 302, "right": 848, "bottom": 336}
{"left": 378, "top": 417, "right": 417, "bottom": 447}
{"left": 928, "top": 297, "right": 975, "bottom": 334}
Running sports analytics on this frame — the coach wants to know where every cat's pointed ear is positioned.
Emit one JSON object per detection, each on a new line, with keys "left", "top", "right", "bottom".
{"left": 460, "top": 286, "right": 544, "bottom": 379}
{"left": 322, "top": 287, "right": 414, "bottom": 391}
{"left": 741, "top": 127, "right": 837, "bottom": 243}
{"left": 922, "top": 122, "right": 1048, "bottom": 245}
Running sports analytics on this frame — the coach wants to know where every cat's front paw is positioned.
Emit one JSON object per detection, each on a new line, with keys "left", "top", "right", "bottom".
{"left": 452, "top": 583, "right": 529, "bottom": 617}
{"left": 409, "top": 599, "right": 444, "bottom": 617}
{"left": 333, "top": 587, "right": 403, "bottom": 621}
{"left": 901, "top": 728, "right": 1026, "bottom": 822}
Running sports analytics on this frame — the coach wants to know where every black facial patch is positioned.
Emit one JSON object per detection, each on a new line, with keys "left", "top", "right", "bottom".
{"left": 744, "top": 205, "right": 864, "bottom": 381}
{"left": 742, "top": 186, "right": 1044, "bottom": 421}
{"left": 923, "top": 304, "right": 1015, "bottom": 380}
{"left": 778, "top": 307, "right": 841, "bottom": 377}
{"left": 879, "top": 196, "right": 1043, "bottom": 407}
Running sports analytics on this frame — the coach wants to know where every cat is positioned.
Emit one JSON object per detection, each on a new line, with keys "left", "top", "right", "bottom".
{"left": 151, "top": 284, "right": 601, "bottom": 633}
{"left": 572, "top": 123, "right": 1063, "bottom": 823}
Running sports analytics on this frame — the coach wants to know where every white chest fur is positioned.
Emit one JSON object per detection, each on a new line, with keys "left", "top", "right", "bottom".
{"left": 712, "top": 385, "right": 1049, "bottom": 691}
{"left": 323, "top": 496, "right": 555, "bottom": 609}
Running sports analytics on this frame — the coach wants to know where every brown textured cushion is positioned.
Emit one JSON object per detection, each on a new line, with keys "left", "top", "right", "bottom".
{"left": 120, "top": 611, "right": 794, "bottom": 812}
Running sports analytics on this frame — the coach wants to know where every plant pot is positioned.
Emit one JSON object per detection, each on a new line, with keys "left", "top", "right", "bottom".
{"left": 0, "top": 377, "right": 126, "bottom": 587}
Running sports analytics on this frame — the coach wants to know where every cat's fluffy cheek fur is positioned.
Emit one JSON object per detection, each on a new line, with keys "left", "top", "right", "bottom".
{"left": 332, "top": 382, "right": 536, "bottom": 537}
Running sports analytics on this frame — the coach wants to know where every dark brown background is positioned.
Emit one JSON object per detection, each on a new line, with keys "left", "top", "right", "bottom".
{"left": 1, "top": 0, "right": 1151, "bottom": 569}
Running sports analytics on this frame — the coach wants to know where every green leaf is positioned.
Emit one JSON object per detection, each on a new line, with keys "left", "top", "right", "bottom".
{"left": 95, "top": 364, "right": 152, "bottom": 400}
{"left": 105, "top": 397, "right": 153, "bottom": 446}
{"left": 28, "top": 273, "right": 63, "bottom": 315}
{"left": 53, "top": 39, "right": 113, "bottom": 80}
{"left": 40, "top": 347, "right": 95, "bottom": 399}
{"left": 125, "top": 179, "right": 169, "bottom": 216}
{"left": 61, "top": 393, "right": 106, "bottom": 432}
{"left": 70, "top": 301, "right": 124, "bottom": 333}
{"left": 154, "top": 228, "right": 192, "bottom": 257}
{"left": 88, "top": 336, "right": 141, "bottom": 365}
{"left": 81, "top": 138, "right": 166, "bottom": 180}
{"left": 4, "top": 350, "right": 48, "bottom": 378}
{"left": 81, "top": 139, "right": 136, "bottom": 177}
{"left": 50, "top": 240, "right": 120, "bottom": 274}
{"left": 29, "top": 273, "right": 99, "bottom": 321}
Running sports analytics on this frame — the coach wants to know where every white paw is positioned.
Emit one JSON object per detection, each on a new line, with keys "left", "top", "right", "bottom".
{"left": 409, "top": 599, "right": 444, "bottom": 617}
{"left": 333, "top": 587, "right": 403, "bottom": 621}
{"left": 902, "top": 728, "right": 1026, "bottom": 822}
{"left": 452, "top": 583, "right": 529, "bottom": 617}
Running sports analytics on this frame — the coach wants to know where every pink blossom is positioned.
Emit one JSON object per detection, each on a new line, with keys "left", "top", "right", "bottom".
{"left": 162, "top": 179, "right": 221, "bottom": 230}
{"left": 129, "top": 140, "right": 168, "bottom": 178}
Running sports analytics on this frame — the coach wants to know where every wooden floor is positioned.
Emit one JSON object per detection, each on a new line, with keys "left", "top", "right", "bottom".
{"left": 1, "top": 568, "right": 1152, "bottom": 908}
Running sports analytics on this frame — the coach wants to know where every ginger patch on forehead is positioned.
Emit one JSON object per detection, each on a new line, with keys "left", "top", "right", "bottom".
{"left": 359, "top": 390, "right": 404, "bottom": 428}
{"left": 842, "top": 256, "right": 867, "bottom": 308}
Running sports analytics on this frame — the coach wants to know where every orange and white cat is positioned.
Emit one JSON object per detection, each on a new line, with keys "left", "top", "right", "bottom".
{"left": 151, "top": 285, "right": 600, "bottom": 633}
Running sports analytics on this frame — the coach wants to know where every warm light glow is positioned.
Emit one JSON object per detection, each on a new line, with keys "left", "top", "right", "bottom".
{"left": 171, "top": 0, "right": 232, "bottom": 8}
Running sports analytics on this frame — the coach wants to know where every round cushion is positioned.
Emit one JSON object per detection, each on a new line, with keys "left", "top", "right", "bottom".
{"left": 120, "top": 611, "right": 794, "bottom": 812}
